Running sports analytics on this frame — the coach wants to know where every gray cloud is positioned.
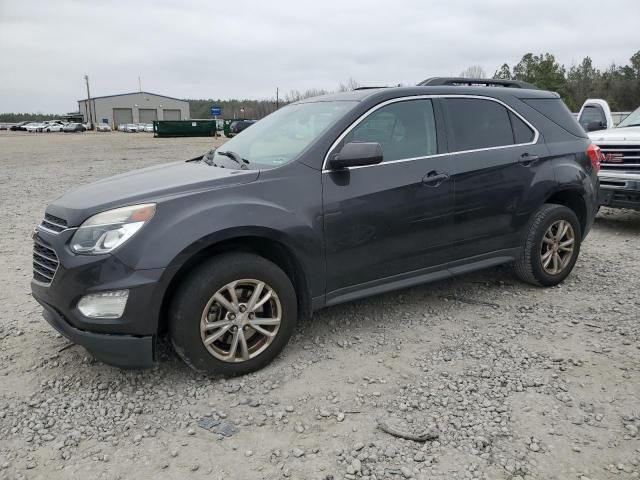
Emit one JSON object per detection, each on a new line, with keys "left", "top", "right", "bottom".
{"left": 1, "top": 0, "right": 639, "bottom": 113}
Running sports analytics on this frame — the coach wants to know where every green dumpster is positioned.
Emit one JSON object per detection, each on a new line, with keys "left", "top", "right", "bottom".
{"left": 153, "top": 120, "right": 216, "bottom": 138}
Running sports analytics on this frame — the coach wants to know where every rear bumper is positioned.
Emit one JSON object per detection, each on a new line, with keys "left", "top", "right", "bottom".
{"left": 598, "top": 171, "right": 640, "bottom": 210}
{"left": 38, "top": 299, "right": 155, "bottom": 368}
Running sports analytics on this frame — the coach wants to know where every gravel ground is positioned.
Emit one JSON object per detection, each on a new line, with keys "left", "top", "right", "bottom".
{"left": 0, "top": 131, "right": 639, "bottom": 480}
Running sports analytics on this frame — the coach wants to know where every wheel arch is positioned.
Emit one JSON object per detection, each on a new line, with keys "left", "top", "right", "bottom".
{"left": 157, "top": 229, "right": 312, "bottom": 335}
{"left": 544, "top": 188, "right": 588, "bottom": 237}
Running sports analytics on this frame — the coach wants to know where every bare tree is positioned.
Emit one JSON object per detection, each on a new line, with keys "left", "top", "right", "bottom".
{"left": 459, "top": 65, "right": 487, "bottom": 78}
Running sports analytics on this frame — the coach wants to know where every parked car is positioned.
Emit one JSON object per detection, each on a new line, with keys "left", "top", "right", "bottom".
{"left": 44, "top": 120, "right": 65, "bottom": 127}
{"left": 125, "top": 124, "right": 138, "bottom": 133}
{"left": 63, "top": 123, "right": 86, "bottom": 133}
{"left": 228, "top": 119, "right": 256, "bottom": 137}
{"left": 26, "top": 123, "right": 46, "bottom": 133}
{"left": 586, "top": 103, "right": 640, "bottom": 210}
{"left": 143, "top": 124, "right": 154, "bottom": 132}
{"left": 32, "top": 79, "right": 599, "bottom": 375}
{"left": 10, "top": 121, "right": 33, "bottom": 131}
{"left": 117, "top": 124, "right": 126, "bottom": 132}
{"left": 96, "top": 123, "right": 112, "bottom": 132}
{"left": 43, "top": 123, "right": 64, "bottom": 132}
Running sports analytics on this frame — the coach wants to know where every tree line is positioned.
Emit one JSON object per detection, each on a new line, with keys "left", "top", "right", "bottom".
{"left": 491, "top": 50, "right": 640, "bottom": 112}
{"left": 2, "top": 53, "right": 639, "bottom": 122}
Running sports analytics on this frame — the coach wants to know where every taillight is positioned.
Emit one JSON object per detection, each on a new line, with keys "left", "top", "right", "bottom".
{"left": 586, "top": 143, "right": 603, "bottom": 172}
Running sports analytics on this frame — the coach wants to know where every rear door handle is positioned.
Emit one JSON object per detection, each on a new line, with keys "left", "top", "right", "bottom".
{"left": 519, "top": 153, "right": 540, "bottom": 166}
{"left": 422, "top": 171, "right": 450, "bottom": 187}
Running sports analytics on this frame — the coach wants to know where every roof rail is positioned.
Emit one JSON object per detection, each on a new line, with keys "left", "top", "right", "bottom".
{"left": 353, "top": 86, "right": 390, "bottom": 90}
{"left": 418, "top": 77, "right": 538, "bottom": 90}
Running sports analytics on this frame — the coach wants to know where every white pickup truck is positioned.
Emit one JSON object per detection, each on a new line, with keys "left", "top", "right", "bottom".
{"left": 578, "top": 99, "right": 640, "bottom": 210}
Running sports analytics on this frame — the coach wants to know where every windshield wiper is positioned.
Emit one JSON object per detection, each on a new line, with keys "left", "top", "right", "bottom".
{"left": 217, "top": 150, "right": 250, "bottom": 169}
{"left": 198, "top": 149, "right": 220, "bottom": 167}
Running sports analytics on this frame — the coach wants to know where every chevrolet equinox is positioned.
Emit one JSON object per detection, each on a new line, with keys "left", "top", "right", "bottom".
{"left": 31, "top": 78, "right": 601, "bottom": 375}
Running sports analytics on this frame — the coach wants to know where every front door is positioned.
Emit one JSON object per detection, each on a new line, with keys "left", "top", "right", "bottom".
{"left": 322, "top": 98, "right": 454, "bottom": 299}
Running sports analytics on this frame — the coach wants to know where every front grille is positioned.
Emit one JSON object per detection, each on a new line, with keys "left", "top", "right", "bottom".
{"left": 33, "top": 238, "right": 59, "bottom": 285}
{"left": 598, "top": 144, "right": 640, "bottom": 172}
{"left": 40, "top": 213, "right": 68, "bottom": 233}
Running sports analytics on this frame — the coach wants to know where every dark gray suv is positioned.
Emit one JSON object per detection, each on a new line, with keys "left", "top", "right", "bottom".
{"left": 31, "top": 79, "right": 601, "bottom": 375}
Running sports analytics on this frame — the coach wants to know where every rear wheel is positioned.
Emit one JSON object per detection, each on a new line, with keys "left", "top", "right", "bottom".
{"left": 169, "top": 253, "right": 297, "bottom": 376}
{"left": 514, "top": 204, "right": 581, "bottom": 286}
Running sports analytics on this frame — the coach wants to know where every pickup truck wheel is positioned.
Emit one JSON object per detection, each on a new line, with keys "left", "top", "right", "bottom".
{"left": 514, "top": 204, "right": 581, "bottom": 287}
{"left": 169, "top": 253, "right": 297, "bottom": 376}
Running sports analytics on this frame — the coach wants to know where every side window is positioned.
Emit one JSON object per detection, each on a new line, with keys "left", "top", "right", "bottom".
{"left": 579, "top": 105, "right": 606, "bottom": 130}
{"left": 509, "top": 111, "right": 535, "bottom": 144}
{"left": 342, "top": 99, "right": 437, "bottom": 162}
{"left": 444, "top": 98, "right": 515, "bottom": 152}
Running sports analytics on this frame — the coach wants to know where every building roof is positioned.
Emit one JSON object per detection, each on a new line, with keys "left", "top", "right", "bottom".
{"left": 78, "top": 91, "right": 188, "bottom": 103}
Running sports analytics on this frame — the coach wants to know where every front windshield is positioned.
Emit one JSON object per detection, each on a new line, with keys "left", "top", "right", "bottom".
{"left": 617, "top": 107, "right": 640, "bottom": 128}
{"left": 214, "top": 101, "right": 356, "bottom": 168}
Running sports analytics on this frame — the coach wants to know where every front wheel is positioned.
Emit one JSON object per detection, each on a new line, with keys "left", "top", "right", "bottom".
{"left": 514, "top": 204, "right": 581, "bottom": 287}
{"left": 169, "top": 253, "right": 297, "bottom": 376}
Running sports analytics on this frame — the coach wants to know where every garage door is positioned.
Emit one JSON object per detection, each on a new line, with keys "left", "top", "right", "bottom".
{"left": 163, "top": 109, "right": 181, "bottom": 120}
{"left": 139, "top": 108, "right": 158, "bottom": 123}
{"left": 113, "top": 108, "right": 133, "bottom": 127}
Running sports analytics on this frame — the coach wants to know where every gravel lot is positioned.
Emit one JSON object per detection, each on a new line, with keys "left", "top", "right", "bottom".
{"left": 1, "top": 131, "right": 639, "bottom": 480}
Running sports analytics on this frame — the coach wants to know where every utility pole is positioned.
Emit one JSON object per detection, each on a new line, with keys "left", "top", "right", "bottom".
{"left": 138, "top": 76, "right": 142, "bottom": 92}
{"left": 276, "top": 87, "right": 279, "bottom": 110}
{"left": 84, "top": 74, "right": 93, "bottom": 130}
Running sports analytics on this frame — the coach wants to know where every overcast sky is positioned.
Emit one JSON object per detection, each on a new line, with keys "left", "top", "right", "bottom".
{"left": 1, "top": 0, "right": 639, "bottom": 113}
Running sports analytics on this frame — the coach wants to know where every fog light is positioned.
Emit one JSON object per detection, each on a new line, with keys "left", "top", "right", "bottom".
{"left": 77, "top": 290, "right": 129, "bottom": 318}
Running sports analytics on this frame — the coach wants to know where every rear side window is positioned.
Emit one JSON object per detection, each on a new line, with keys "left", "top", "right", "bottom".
{"left": 343, "top": 99, "right": 437, "bottom": 162}
{"left": 522, "top": 98, "right": 588, "bottom": 138}
{"left": 509, "top": 111, "right": 535, "bottom": 144}
{"left": 444, "top": 98, "right": 515, "bottom": 152}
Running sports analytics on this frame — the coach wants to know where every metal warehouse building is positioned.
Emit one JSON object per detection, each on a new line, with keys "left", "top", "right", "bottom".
{"left": 78, "top": 91, "right": 190, "bottom": 127}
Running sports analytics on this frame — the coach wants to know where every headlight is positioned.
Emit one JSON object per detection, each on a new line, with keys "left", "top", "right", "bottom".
{"left": 70, "top": 203, "right": 156, "bottom": 254}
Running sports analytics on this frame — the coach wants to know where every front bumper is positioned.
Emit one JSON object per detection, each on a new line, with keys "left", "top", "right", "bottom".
{"left": 37, "top": 300, "right": 155, "bottom": 368}
{"left": 30, "top": 228, "right": 169, "bottom": 368}
{"left": 598, "top": 171, "right": 640, "bottom": 210}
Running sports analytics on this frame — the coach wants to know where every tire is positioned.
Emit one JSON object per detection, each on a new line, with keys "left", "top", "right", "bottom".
{"left": 514, "top": 204, "right": 581, "bottom": 287}
{"left": 169, "top": 253, "right": 297, "bottom": 376}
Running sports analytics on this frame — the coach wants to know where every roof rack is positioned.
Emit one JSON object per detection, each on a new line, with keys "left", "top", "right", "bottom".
{"left": 353, "top": 86, "right": 390, "bottom": 90}
{"left": 418, "top": 77, "right": 537, "bottom": 90}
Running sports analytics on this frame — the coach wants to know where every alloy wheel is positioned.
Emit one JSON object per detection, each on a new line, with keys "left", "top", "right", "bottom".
{"left": 200, "top": 279, "right": 281, "bottom": 362}
{"left": 540, "top": 219, "right": 575, "bottom": 275}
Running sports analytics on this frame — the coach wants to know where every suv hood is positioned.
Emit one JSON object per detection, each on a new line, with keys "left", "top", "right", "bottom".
{"left": 47, "top": 160, "right": 259, "bottom": 226}
{"left": 589, "top": 126, "right": 640, "bottom": 142}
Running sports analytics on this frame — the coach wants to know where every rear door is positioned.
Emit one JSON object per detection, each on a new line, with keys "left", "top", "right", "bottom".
{"left": 441, "top": 96, "right": 548, "bottom": 260}
{"left": 323, "top": 98, "right": 455, "bottom": 299}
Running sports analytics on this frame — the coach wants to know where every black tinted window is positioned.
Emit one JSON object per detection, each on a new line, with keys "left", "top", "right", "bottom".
{"left": 445, "top": 98, "right": 514, "bottom": 152}
{"left": 522, "top": 98, "right": 588, "bottom": 138}
{"left": 343, "top": 99, "right": 437, "bottom": 162}
{"left": 509, "top": 111, "right": 535, "bottom": 143}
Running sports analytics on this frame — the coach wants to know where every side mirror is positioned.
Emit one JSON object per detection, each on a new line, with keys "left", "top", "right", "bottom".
{"left": 586, "top": 120, "right": 606, "bottom": 132}
{"left": 328, "top": 142, "right": 383, "bottom": 170}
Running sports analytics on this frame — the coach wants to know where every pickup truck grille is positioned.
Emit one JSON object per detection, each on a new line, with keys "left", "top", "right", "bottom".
{"left": 40, "top": 213, "right": 68, "bottom": 233}
{"left": 598, "top": 145, "right": 640, "bottom": 171}
{"left": 33, "top": 238, "right": 59, "bottom": 285}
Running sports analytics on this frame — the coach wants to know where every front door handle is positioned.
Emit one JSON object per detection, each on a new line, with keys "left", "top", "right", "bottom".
{"left": 519, "top": 153, "right": 540, "bottom": 166}
{"left": 422, "top": 171, "right": 450, "bottom": 187}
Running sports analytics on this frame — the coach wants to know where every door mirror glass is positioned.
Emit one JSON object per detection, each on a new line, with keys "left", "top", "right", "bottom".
{"left": 328, "top": 142, "right": 383, "bottom": 169}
